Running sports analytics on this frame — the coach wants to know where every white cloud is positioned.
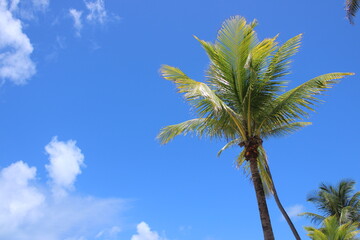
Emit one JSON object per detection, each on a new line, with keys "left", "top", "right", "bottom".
{"left": 45, "top": 137, "right": 84, "bottom": 198}
{"left": 0, "top": 0, "right": 36, "bottom": 84}
{"left": 0, "top": 137, "right": 124, "bottom": 240}
{"left": 131, "top": 222, "right": 166, "bottom": 240}
{"left": 0, "top": 161, "right": 44, "bottom": 233}
{"left": 69, "top": 8, "right": 83, "bottom": 36}
{"left": 85, "top": 0, "right": 106, "bottom": 24}
{"left": 284, "top": 204, "right": 304, "bottom": 220}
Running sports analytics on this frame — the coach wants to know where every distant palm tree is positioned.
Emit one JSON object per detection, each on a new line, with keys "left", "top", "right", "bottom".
{"left": 346, "top": 0, "right": 359, "bottom": 24}
{"left": 157, "top": 16, "right": 352, "bottom": 240}
{"left": 305, "top": 215, "right": 360, "bottom": 240}
{"left": 301, "top": 180, "right": 360, "bottom": 225}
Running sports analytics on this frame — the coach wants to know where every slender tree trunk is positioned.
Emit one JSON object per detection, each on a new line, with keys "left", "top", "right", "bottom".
{"left": 249, "top": 156, "right": 275, "bottom": 240}
{"left": 265, "top": 164, "right": 301, "bottom": 240}
{"left": 272, "top": 190, "right": 301, "bottom": 240}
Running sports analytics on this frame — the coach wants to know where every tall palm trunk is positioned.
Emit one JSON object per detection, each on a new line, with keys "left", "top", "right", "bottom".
{"left": 265, "top": 163, "right": 301, "bottom": 240}
{"left": 248, "top": 155, "right": 275, "bottom": 240}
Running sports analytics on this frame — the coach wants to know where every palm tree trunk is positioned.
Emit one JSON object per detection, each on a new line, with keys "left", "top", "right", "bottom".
{"left": 249, "top": 156, "right": 275, "bottom": 240}
{"left": 265, "top": 164, "right": 301, "bottom": 240}
{"left": 273, "top": 185, "right": 301, "bottom": 239}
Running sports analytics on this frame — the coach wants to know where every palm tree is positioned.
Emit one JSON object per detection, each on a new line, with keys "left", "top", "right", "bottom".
{"left": 305, "top": 215, "right": 360, "bottom": 240}
{"left": 302, "top": 180, "right": 360, "bottom": 225}
{"left": 157, "top": 16, "right": 353, "bottom": 240}
{"left": 346, "top": 0, "right": 359, "bottom": 24}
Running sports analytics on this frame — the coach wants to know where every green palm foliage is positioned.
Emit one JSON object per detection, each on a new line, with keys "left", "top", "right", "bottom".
{"left": 157, "top": 16, "right": 353, "bottom": 239}
{"left": 346, "top": 0, "right": 359, "bottom": 24}
{"left": 305, "top": 216, "right": 360, "bottom": 240}
{"left": 302, "top": 180, "right": 360, "bottom": 225}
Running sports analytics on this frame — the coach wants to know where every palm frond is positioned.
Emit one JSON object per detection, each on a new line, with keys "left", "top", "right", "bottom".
{"left": 305, "top": 216, "right": 360, "bottom": 240}
{"left": 214, "top": 16, "right": 258, "bottom": 109}
{"left": 257, "top": 146, "right": 273, "bottom": 196}
{"left": 261, "top": 121, "right": 311, "bottom": 138}
{"left": 257, "top": 72, "right": 353, "bottom": 135}
{"left": 303, "top": 179, "right": 360, "bottom": 225}
{"left": 217, "top": 138, "right": 242, "bottom": 157}
{"left": 304, "top": 226, "right": 327, "bottom": 240}
{"left": 195, "top": 36, "right": 243, "bottom": 113}
{"left": 346, "top": 0, "right": 360, "bottom": 24}
{"left": 264, "top": 34, "right": 302, "bottom": 82}
{"left": 300, "top": 212, "right": 326, "bottom": 225}
{"left": 160, "top": 65, "right": 247, "bottom": 138}
{"left": 160, "top": 65, "right": 224, "bottom": 114}
{"left": 157, "top": 118, "right": 237, "bottom": 144}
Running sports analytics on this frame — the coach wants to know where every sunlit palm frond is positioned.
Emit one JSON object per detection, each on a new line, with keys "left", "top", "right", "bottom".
{"left": 305, "top": 216, "right": 360, "bottom": 240}
{"left": 304, "top": 226, "right": 328, "bottom": 240}
{"left": 195, "top": 36, "right": 243, "bottom": 113}
{"left": 250, "top": 35, "right": 302, "bottom": 119}
{"left": 217, "top": 138, "right": 242, "bottom": 157}
{"left": 264, "top": 34, "right": 302, "bottom": 82}
{"left": 160, "top": 65, "right": 225, "bottom": 114}
{"left": 257, "top": 72, "right": 353, "bottom": 135}
{"left": 157, "top": 118, "right": 238, "bottom": 144}
{"left": 261, "top": 121, "right": 311, "bottom": 138}
{"left": 215, "top": 16, "right": 258, "bottom": 106}
{"left": 160, "top": 65, "right": 247, "bottom": 138}
{"left": 242, "top": 36, "right": 279, "bottom": 127}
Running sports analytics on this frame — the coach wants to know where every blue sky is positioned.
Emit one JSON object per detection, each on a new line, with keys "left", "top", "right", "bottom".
{"left": 0, "top": 0, "right": 359, "bottom": 239}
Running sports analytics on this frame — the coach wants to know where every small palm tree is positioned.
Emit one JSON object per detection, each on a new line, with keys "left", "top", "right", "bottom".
{"left": 346, "top": 0, "right": 359, "bottom": 24}
{"left": 305, "top": 215, "right": 360, "bottom": 240}
{"left": 302, "top": 180, "right": 360, "bottom": 225}
{"left": 157, "top": 16, "right": 353, "bottom": 240}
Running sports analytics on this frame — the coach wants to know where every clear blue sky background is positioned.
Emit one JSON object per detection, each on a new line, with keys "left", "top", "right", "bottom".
{"left": 0, "top": 0, "right": 359, "bottom": 239}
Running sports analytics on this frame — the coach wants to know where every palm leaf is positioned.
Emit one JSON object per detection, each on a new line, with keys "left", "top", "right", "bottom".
{"left": 257, "top": 72, "right": 353, "bottom": 135}
{"left": 217, "top": 138, "right": 242, "bottom": 157}
{"left": 300, "top": 212, "right": 326, "bottom": 224}
{"left": 160, "top": 65, "right": 247, "bottom": 138}
{"left": 157, "top": 118, "right": 237, "bottom": 144}
{"left": 346, "top": 0, "right": 360, "bottom": 24}
{"left": 261, "top": 121, "right": 311, "bottom": 138}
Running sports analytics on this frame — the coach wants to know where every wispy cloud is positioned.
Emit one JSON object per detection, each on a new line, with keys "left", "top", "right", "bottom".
{"left": 69, "top": 0, "right": 114, "bottom": 37}
{"left": 85, "top": 0, "right": 106, "bottom": 24}
{"left": 31, "top": 0, "right": 49, "bottom": 10}
{"left": 0, "top": 137, "right": 125, "bottom": 240}
{"left": 95, "top": 226, "right": 122, "bottom": 239}
{"left": 69, "top": 8, "right": 83, "bottom": 36}
{"left": 282, "top": 204, "right": 304, "bottom": 221}
{"left": 131, "top": 222, "right": 167, "bottom": 240}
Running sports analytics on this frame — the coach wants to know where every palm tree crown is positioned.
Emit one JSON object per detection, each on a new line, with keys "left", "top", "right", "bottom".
{"left": 157, "top": 16, "right": 353, "bottom": 239}
{"left": 305, "top": 215, "right": 360, "bottom": 240}
{"left": 158, "top": 15, "right": 352, "bottom": 192}
{"left": 302, "top": 180, "right": 360, "bottom": 225}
